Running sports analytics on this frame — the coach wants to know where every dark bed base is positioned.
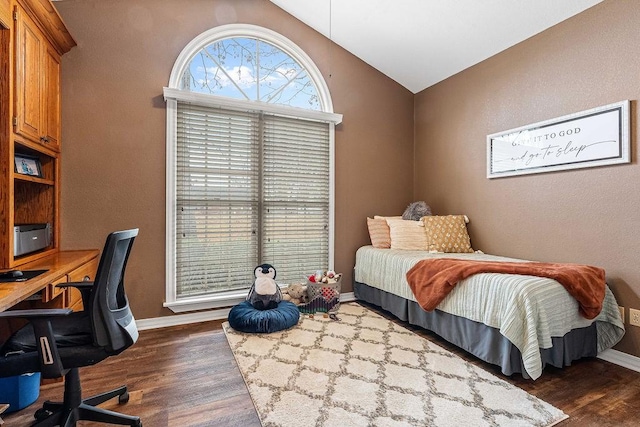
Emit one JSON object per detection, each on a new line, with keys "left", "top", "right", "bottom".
{"left": 354, "top": 281, "right": 598, "bottom": 379}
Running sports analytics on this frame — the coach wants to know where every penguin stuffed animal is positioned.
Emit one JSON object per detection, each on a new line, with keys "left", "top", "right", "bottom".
{"left": 247, "top": 263, "right": 283, "bottom": 310}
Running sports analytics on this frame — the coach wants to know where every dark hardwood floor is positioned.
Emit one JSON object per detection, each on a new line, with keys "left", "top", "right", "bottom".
{"left": 5, "top": 303, "right": 640, "bottom": 426}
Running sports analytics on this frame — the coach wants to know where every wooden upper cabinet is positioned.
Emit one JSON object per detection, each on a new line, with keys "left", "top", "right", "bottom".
{"left": 14, "top": 5, "right": 43, "bottom": 145}
{"left": 0, "top": 0, "right": 10, "bottom": 29}
{"left": 0, "top": 0, "right": 76, "bottom": 269}
{"left": 13, "top": 4, "right": 60, "bottom": 151}
{"left": 43, "top": 43, "right": 60, "bottom": 149}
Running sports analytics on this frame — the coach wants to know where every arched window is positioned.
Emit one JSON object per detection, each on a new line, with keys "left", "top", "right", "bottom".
{"left": 163, "top": 25, "right": 341, "bottom": 312}
{"left": 180, "top": 36, "right": 321, "bottom": 110}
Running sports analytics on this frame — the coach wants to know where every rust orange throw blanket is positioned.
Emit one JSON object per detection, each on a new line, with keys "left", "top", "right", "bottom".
{"left": 406, "top": 259, "right": 606, "bottom": 319}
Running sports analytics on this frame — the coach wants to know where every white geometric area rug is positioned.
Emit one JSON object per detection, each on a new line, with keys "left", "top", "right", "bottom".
{"left": 223, "top": 303, "right": 567, "bottom": 427}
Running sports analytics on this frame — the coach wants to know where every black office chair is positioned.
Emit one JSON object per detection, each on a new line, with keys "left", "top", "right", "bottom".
{"left": 0, "top": 229, "right": 142, "bottom": 427}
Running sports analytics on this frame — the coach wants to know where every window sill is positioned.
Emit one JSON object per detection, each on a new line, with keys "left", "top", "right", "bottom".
{"left": 164, "top": 290, "right": 248, "bottom": 313}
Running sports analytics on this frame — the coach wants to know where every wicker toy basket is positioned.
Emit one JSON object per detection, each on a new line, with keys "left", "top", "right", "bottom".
{"left": 298, "top": 274, "right": 341, "bottom": 314}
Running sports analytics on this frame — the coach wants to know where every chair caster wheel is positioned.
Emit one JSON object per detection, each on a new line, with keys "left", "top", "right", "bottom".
{"left": 34, "top": 408, "right": 52, "bottom": 421}
{"left": 119, "top": 391, "right": 130, "bottom": 404}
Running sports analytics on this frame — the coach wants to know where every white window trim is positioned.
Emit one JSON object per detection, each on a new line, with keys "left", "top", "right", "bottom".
{"left": 167, "top": 24, "right": 335, "bottom": 113}
{"left": 164, "top": 24, "right": 340, "bottom": 313}
{"left": 163, "top": 88, "right": 342, "bottom": 124}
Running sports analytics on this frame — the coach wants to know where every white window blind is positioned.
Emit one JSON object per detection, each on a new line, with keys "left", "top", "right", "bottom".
{"left": 176, "top": 102, "right": 330, "bottom": 298}
{"left": 262, "top": 115, "right": 330, "bottom": 283}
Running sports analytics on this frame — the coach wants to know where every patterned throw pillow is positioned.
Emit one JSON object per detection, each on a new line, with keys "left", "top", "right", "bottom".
{"left": 386, "top": 219, "right": 428, "bottom": 250}
{"left": 422, "top": 215, "right": 474, "bottom": 253}
{"left": 367, "top": 217, "right": 391, "bottom": 249}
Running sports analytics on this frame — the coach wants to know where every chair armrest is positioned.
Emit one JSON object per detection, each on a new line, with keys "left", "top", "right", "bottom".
{"left": 0, "top": 308, "right": 72, "bottom": 319}
{"left": 0, "top": 309, "right": 71, "bottom": 378}
{"left": 56, "top": 281, "right": 94, "bottom": 290}
{"left": 57, "top": 281, "right": 94, "bottom": 309}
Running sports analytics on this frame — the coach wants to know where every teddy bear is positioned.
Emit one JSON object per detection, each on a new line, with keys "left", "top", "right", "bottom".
{"left": 246, "top": 263, "right": 282, "bottom": 310}
{"left": 282, "top": 283, "right": 308, "bottom": 305}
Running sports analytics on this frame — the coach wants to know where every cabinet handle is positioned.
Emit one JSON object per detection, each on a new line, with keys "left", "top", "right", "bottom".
{"left": 83, "top": 275, "right": 91, "bottom": 282}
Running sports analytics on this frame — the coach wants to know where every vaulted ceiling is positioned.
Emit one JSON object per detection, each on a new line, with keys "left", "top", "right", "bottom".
{"left": 270, "top": 0, "right": 603, "bottom": 93}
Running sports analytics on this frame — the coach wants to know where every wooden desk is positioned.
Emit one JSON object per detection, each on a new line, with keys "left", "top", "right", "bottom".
{"left": 0, "top": 250, "right": 99, "bottom": 312}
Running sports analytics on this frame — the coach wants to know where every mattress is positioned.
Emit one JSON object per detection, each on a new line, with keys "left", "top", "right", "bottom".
{"left": 354, "top": 246, "right": 625, "bottom": 379}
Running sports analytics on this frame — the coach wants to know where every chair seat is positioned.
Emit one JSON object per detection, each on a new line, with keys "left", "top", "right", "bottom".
{"left": 0, "top": 346, "right": 112, "bottom": 379}
{"left": 0, "top": 311, "right": 114, "bottom": 378}
{"left": 1, "top": 311, "right": 93, "bottom": 356}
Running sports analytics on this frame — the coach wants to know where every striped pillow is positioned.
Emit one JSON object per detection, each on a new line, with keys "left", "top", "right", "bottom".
{"left": 367, "top": 217, "right": 391, "bottom": 249}
{"left": 422, "top": 215, "right": 474, "bottom": 253}
{"left": 386, "top": 219, "right": 427, "bottom": 250}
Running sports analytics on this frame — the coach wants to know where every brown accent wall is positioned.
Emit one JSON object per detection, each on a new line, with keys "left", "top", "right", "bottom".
{"left": 414, "top": 0, "right": 640, "bottom": 355}
{"left": 55, "top": 0, "right": 414, "bottom": 318}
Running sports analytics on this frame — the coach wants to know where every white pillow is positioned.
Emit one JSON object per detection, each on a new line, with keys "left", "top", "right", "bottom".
{"left": 386, "top": 219, "right": 427, "bottom": 250}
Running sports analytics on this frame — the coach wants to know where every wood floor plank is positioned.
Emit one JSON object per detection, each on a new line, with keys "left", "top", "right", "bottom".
{"left": 4, "top": 307, "right": 640, "bottom": 426}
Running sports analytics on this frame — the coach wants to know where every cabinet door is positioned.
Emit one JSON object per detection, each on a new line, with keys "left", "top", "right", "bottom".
{"left": 0, "top": 0, "right": 10, "bottom": 29}
{"left": 42, "top": 45, "right": 61, "bottom": 151}
{"left": 14, "top": 5, "right": 43, "bottom": 144}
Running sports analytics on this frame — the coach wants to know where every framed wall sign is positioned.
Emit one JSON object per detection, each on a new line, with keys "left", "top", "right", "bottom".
{"left": 14, "top": 153, "right": 43, "bottom": 178}
{"left": 487, "top": 100, "right": 630, "bottom": 178}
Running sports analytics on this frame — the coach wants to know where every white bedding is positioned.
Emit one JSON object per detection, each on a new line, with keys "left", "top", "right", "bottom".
{"left": 354, "top": 245, "right": 625, "bottom": 379}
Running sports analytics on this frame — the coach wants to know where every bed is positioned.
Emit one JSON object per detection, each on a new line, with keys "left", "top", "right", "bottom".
{"left": 353, "top": 245, "right": 625, "bottom": 379}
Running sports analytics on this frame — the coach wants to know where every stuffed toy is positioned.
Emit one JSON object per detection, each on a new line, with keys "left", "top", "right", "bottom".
{"left": 246, "top": 263, "right": 282, "bottom": 310}
{"left": 282, "top": 283, "right": 308, "bottom": 305}
{"left": 402, "top": 201, "right": 432, "bottom": 220}
{"left": 307, "top": 270, "right": 341, "bottom": 284}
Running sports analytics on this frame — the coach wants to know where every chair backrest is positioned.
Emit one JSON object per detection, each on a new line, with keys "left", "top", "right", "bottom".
{"left": 89, "top": 229, "right": 139, "bottom": 353}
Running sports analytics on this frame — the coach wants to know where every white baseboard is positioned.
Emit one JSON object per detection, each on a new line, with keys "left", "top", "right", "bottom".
{"left": 137, "top": 292, "right": 357, "bottom": 331}
{"left": 340, "top": 291, "right": 356, "bottom": 302}
{"left": 137, "top": 308, "right": 232, "bottom": 331}
{"left": 597, "top": 349, "right": 640, "bottom": 373}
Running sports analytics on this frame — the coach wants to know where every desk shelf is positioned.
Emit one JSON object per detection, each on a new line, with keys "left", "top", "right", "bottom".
{"left": 14, "top": 174, "right": 55, "bottom": 186}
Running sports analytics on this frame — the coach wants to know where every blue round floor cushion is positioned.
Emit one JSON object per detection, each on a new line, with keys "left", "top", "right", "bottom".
{"left": 228, "top": 300, "right": 300, "bottom": 333}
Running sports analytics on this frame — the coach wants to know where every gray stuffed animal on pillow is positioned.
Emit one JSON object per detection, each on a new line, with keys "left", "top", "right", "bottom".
{"left": 247, "top": 263, "right": 283, "bottom": 310}
{"left": 402, "top": 201, "right": 432, "bottom": 220}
